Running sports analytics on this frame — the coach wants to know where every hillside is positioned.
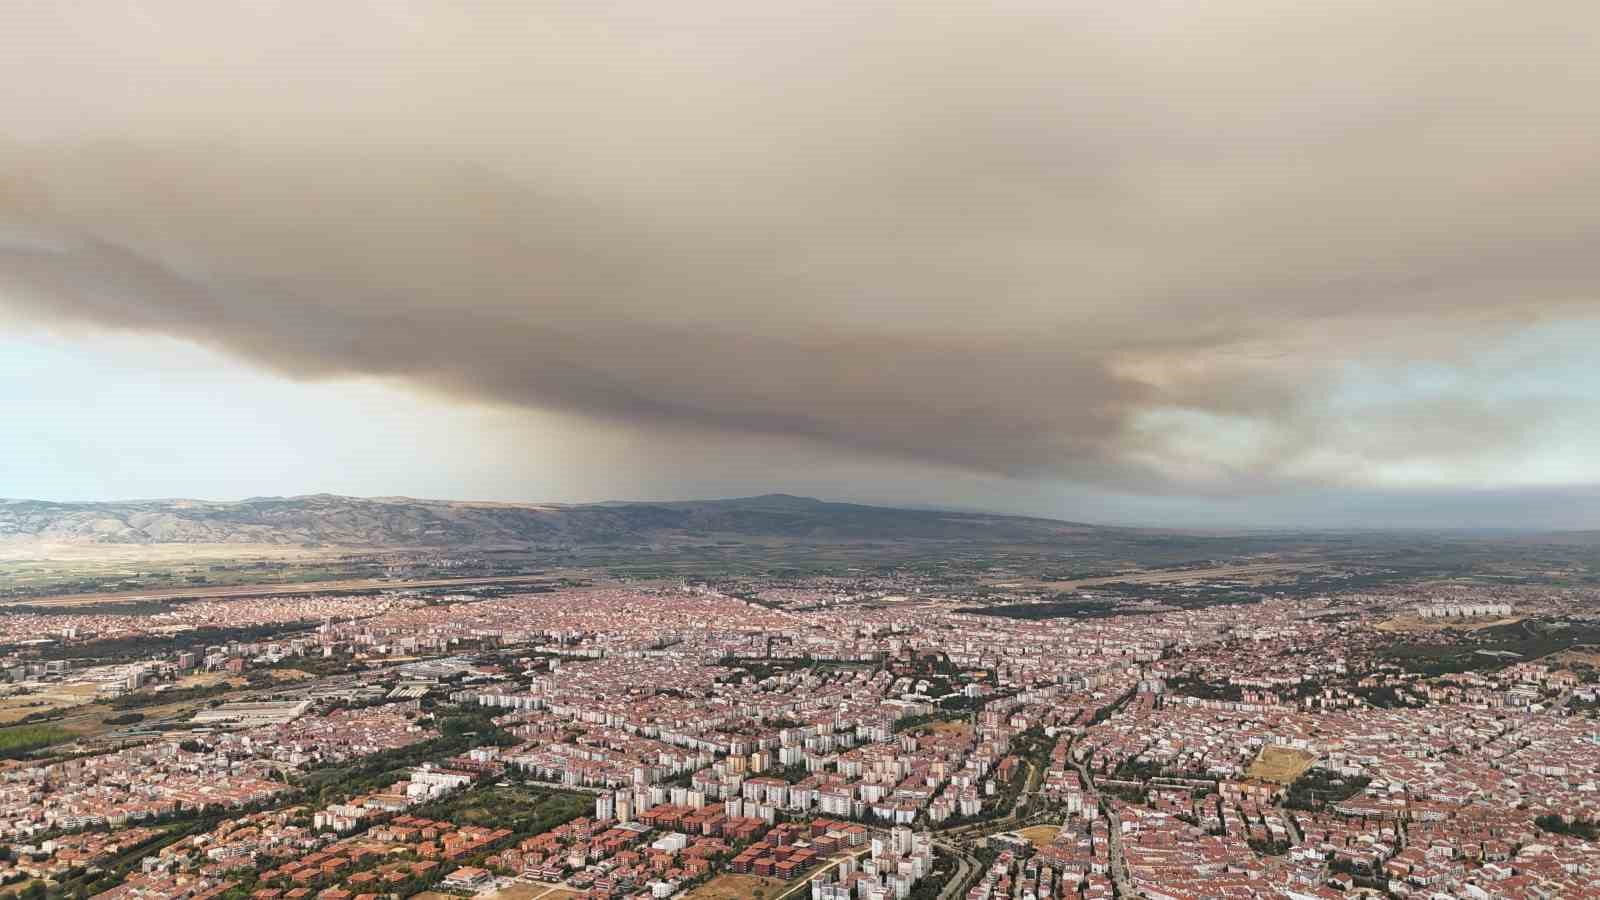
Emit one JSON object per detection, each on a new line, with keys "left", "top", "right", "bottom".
{"left": 0, "top": 493, "right": 1111, "bottom": 548}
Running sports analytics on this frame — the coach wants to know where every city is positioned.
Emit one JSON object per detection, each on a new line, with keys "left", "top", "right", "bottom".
{"left": 0, "top": 567, "right": 1595, "bottom": 899}
{"left": 6, "top": 0, "right": 1600, "bottom": 896}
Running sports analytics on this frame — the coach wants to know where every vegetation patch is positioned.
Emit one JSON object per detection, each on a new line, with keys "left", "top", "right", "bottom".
{"left": 1535, "top": 814, "right": 1600, "bottom": 841}
{"left": 411, "top": 784, "right": 591, "bottom": 834}
{"left": 1382, "top": 619, "right": 1600, "bottom": 675}
{"left": 1285, "top": 768, "right": 1371, "bottom": 811}
{"left": 0, "top": 723, "right": 75, "bottom": 759}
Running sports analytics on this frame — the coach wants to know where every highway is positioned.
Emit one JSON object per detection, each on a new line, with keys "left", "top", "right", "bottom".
{"left": 933, "top": 841, "right": 976, "bottom": 900}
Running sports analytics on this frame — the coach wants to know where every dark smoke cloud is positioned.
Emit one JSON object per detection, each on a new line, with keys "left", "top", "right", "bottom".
{"left": 3, "top": 0, "right": 1600, "bottom": 496}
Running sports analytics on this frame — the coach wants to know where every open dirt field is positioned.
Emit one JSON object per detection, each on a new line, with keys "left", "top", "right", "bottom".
{"left": 0, "top": 671, "right": 236, "bottom": 732}
{"left": 1541, "top": 648, "right": 1600, "bottom": 668}
{"left": 57, "top": 698, "right": 200, "bottom": 738}
{"left": 171, "top": 672, "right": 245, "bottom": 689}
{"left": 1375, "top": 615, "right": 1527, "bottom": 634}
{"left": 685, "top": 873, "right": 790, "bottom": 900}
{"left": 1020, "top": 562, "right": 1320, "bottom": 591}
{"left": 484, "top": 883, "right": 580, "bottom": 900}
{"left": 0, "top": 683, "right": 99, "bottom": 724}
{"left": 0, "top": 543, "right": 338, "bottom": 596}
{"left": 0, "top": 542, "right": 334, "bottom": 565}
{"left": 0, "top": 573, "right": 562, "bottom": 609}
{"left": 1246, "top": 746, "right": 1318, "bottom": 784}
{"left": 1018, "top": 825, "right": 1061, "bottom": 849}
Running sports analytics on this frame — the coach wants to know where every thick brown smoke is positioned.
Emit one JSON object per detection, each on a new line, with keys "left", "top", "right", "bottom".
{"left": 3, "top": 0, "right": 1599, "bottom": 492}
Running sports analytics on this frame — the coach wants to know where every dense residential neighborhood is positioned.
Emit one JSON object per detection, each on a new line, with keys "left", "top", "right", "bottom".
{"left": 0, "top": 579, "right": 1596, "bottom": 899}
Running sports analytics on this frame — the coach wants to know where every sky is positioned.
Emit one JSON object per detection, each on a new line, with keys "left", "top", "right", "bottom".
{"left": 2, "top": 1, "right": 1600, "bottom": 529}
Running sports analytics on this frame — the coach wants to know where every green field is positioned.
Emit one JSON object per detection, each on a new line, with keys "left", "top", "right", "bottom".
{"left": 0, "top": 723, "right": 76, "bottom": 759}
{"left": 1384, "top": 618, "right": 1600, "bottom": 674}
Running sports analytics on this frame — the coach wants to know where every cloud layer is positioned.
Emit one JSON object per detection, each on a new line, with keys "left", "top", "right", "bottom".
{"left": 3, "top": 0, "right": 1600, "bottom": 499}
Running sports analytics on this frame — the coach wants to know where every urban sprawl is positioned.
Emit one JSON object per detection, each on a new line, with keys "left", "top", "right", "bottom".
{"left": 1, "top": 580, "right": 1597, "bottom": 900}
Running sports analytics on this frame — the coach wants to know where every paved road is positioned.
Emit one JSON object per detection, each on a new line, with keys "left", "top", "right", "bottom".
{"left": 1484, "top": 688, "right": 1574, "bottom": 762}
{"left": 771, "top": 839, "right": 979, "bottom": 900}
{"left": 935, "top": 752, "right": 1053, "bottom": 842}
{"left": 933, "top": 841, "right": 976, "bottom": 900}
{"left": 771, "top": 847, "right": 871, "bottom": 900}
{"left": 1276, "top": 801, "right": 1304, "bottom": 846}
{"left": 1072, "top": 754, "right": 1138, "bottom": 898}
{"left": 1102, "top": 801, "right": 1137, "bottom": 898}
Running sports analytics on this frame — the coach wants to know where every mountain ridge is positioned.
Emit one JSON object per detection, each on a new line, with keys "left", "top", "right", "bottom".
{"left": 0, "top": 493, "right": 1111, "bottom": 547}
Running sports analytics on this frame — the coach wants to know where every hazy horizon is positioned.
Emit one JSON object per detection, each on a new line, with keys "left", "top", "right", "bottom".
{"left": 9, "top": 483, "right": 1600, "bottom": 534}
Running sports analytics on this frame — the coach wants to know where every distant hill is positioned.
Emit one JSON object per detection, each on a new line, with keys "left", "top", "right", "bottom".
{"left": 0, "top": 493, "right": 1114, "bottom": 548}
